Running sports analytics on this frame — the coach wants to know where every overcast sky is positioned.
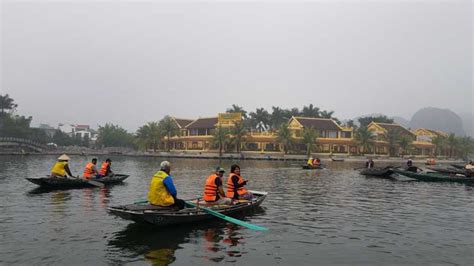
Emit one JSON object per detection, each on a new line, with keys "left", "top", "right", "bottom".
{"left": 1, "top": 0, "right": 472, "bottom": 131}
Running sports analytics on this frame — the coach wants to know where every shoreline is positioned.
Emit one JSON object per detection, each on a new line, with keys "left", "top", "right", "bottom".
{"left": 0, "top": 150, "right": 464, "bottom": 164}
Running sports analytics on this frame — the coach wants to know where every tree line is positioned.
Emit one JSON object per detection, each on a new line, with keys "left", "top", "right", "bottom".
{"left": 1, "top": 94, "right": 472, "bottom": 159}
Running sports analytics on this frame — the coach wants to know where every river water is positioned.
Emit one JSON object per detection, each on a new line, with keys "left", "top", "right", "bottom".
{"left": 1, "top": 155, "right": 473, "bottom": 265}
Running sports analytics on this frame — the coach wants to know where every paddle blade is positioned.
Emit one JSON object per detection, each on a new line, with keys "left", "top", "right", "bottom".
{"left": 88, "top": 180, "right": 104, "bottom": 188}
{"left": 186, "top": 201, "right": 267, "bottom": 231}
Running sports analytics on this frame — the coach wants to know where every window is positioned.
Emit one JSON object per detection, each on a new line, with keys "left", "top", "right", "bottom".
{"left": 328, "top": 131, "right": 338, "bottom": 138}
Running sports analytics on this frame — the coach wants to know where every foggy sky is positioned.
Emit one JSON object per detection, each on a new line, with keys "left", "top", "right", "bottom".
{"left": 1, "top": 0, "right": 472, "bottom": 131}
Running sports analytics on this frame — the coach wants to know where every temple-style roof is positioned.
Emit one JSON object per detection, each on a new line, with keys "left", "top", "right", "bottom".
{"left": 292, "top": 117, "right": 342, "bottom": 131}
{"left": 172, "top": 117, "right": 193, "bottom": 129}
{"left": 186, "top": 117, "right": 218, "bottom": 129}
{"left": 370, "top": 122, "right": 415, "bottom": 136}
{"left": 414, "top": 128, "right": 447, "bottom": 137}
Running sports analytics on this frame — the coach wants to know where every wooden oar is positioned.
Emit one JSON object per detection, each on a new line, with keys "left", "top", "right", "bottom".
{"left": 74, "top": 176, "right": 104, "bottom": 188}
{"left": 185, "top": 201, "right": 267, "bottom": 231}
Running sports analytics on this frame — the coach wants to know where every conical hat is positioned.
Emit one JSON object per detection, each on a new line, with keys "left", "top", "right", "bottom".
{"left": 58, "top": 154, "right": 70, "bottom": 161}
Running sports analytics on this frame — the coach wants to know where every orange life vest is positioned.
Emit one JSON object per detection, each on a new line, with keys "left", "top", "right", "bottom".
{"left": 227, "top": 174, "right": 248, "bottom": 198}
{"left": 204, "top": 174, "right": 219, "bottom": 202}
{"left": 83, "top": 162, "right": 97, "bottom": 179}
{"left": 99, "top": 161, "right": 110, "bottom": 176}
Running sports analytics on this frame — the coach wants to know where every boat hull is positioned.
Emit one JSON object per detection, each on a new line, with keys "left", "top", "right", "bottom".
{"left": 108, "top": 191, "right": 267, "bottom": 227}
{"left": 393, "top": 169, "right": 474, "bottom": 184}
{"left": 25, "top": 174, "right": 129, "bottom": 188}
{"left": 359, "top": 168, "right": 394, "bottom": 178}
{"left": 302, "top": 165, "right": 325, "bottom": 170}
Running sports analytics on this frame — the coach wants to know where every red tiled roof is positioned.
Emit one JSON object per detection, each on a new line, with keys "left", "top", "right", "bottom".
{"left": 75, "top": 125, "right": 90, "bottom": 130}
{"left": 173, "top": 118, "right": 193, "bottom": 128}
{"left": 294, "top": 117, "right": 341, "bottom": 131}
{"left": 186, "top": 117, "right": 218, "bottom": 129}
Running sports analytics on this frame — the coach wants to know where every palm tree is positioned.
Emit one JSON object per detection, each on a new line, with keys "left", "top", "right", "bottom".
{"left": 226, "top": 104, "right": 248, "bottom": 119}
{"left": 355, "top": 126, "right": 375, "bottom": 154}
{"left": 0, "top": 94, "right": 18, "bottom": 114}
{"left": 212, "top": 126, "right": 231, "bottom": 158}
{"left": 159, "top": 116, "right": 178, "bottom": 152}
{"left": 320, "top": 110, "right": 335, "bottom": 119}
{"left": 386, "top": 129, "right": 400, "bottom": 157}
{"left": 270, "top": 106, "right": 288, "bottom": 130}
{"left": 249, "top": 108, "right": 270, "bottom": 132}
{"left": 431, "top": 135, "right": 447, "bottom": 156}
{"left": 136, "top": 122, "right": 161, "bottom": 152}
{"left": 447, "top": 133, "right": 457, "bottom": 158}
{"left": 301, "top": 104, "right": 320, "bottom": 118}
{"left": 277, "top": 124, "right": 293, "bottom": 154}
{"left": 398, "top": 135, "right": 413, "bottom": 156}
{"left": 302, "top": 127, "right": 317, "bottom": 156}
{"left": 455, "top": 136, "right": 474, "bottom": 160}
{"left": 231, "top": 122, "right": 248, "bottom": 153}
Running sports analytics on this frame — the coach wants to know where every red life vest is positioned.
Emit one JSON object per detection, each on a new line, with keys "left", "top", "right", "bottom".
{"left": 203, "top": 174, "right": 219, "bottom": 202}
{"left": 227, "top": 174, "right": 248, "bottom": 198}
{"left": 83, "top": 162, "right": 96, "bottom": 179}
{"left": 99, "top": 162, "right": 110, "bottom": 176}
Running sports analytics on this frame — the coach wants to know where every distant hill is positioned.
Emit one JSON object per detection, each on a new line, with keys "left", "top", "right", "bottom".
{"left": 408, "top": 107, "right": 465, "bottom": 136}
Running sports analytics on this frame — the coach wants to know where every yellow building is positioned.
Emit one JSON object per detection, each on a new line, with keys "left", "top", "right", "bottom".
{"left": 412, "top": 128, "right": 448, "bottom": 156}
{"left": 367, "top": 122, "right": 416, "bottom": 156}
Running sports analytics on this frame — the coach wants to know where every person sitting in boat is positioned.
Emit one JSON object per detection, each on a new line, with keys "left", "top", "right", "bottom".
{"left": 465, "top": 161, "right": 474, "bottom": 170}
{"left": 307, "top": 156, "right": 314, "bottom": 167}
{"left": 204, "top": 167, "right": 232, "bottom": 205}
{"left": 99, "top": 158, "right": 114, "bottom": 177}
{"left": 148, "top": 161, "right": 185, "bottom": 210}
{"left": 365, "top": 159, "right": 374, "bottom": 168}
{"left": 227, "top": 164, "right": 253, "bottom": 201}
{"left": 313, "top": 158, "right": 321, "bottom": 167}
{"left": 406, "top": 159, "right": 420, "bottom": 173}
{"left": 83, "top": 158, "right": 99, "bottom": 179}
{"left": 51, "top": 154, "right": 73, "bottom": 178}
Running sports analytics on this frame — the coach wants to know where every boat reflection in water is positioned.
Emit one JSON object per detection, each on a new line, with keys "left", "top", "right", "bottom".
{"left": 108, "top": 220, "right": 250, "bottom": 265}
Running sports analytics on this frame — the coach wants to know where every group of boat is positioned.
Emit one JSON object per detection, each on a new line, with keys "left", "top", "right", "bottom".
{"left": 358, "top": 163, "right": 474, "bottom": 184}
{"left": 25, "top": 172, "right": 268, "bottom": 230}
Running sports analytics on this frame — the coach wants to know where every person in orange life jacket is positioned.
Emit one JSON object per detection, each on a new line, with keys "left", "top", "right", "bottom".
{"left": 312, "top": 158, "right": 321, "bottom": 167}
{"left": 99, "top": 158, "right": 114, "bottom": 177}
{"left": 148, "top": 161, "right": 186, "bottom": 210}
{"left": 83, "top": 158, "right": 99, "bottom": 179}
{"left": 203, "top": 167, "right": 232, "bottom": 205}
{"left": 227, "top": 164, "right": 253, "bottom": 200}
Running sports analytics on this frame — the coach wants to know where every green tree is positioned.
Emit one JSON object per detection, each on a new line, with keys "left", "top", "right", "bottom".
{"left": 355, "top": 126, "right": 375, "bottom": 154}
{"left": 0, "top": 114, "right": 33, "bottom": 138}
{"left": 231, "top": 122, "right": 248, "bottom": 153}
{"left": 432, "top": 135, "right": 447, "bottom": 156}
{"left": 249, "top": 108, "right": 271, "bottom": 132}
{"left": 358, "top": 115, "right": 394, "bottom": 128}
{"left": 136, "top": 122, "right": 161, "bottom": 152}
{"left": 0, "top": 94, "right": 18, "bottom": 114}
{"left": 447, "top": 133, "right": 457, "bottom": 158}
{"left": 97, "top": 123, "right": 134, "bottom": 148}
{"left": 455, "top": 136, "right": 474, "bottom": 160}
{"left": 226, "top": 104, "right": 248, "bottom": 119}
{"left": 398, "top": 135, "right": 413, "bottom": 156}
{"left": 52, "top": 130, "right": 73, "bottom": 146}
{"left": 270, "top": 106, "right": 288, "bottom": 130}
{"left": 386, "top": 129, "right": 400, "bottom": 156}
{"left": 301, "top": 104, "right": 320, "bottom": 118}
{"left": 277, "top": 124, "right": 293, "bottom": 154}
{"left": 159, "top": 116, "right": 178, "bottom": 152}
{"left": 302, "top": 127, "right": 317, "bottom": 156}
{"left": 212, "top": 126, "right": 231, "bottom": 158}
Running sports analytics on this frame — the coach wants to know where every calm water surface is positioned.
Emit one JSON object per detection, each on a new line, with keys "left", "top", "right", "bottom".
{"left": 1, "top": 155, "right": 473, "bottom": 265}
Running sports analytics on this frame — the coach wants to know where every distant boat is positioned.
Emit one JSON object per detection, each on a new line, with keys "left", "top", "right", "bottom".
{"left": 331, "top": 157, "right": 344, "bottom": 162}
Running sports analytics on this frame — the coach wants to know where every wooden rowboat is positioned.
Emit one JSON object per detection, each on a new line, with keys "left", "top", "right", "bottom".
{"left": 25, "top": 174, "right": 129, "bottom": 188}
{"left": 393, "top": 169, "right": 474, "bottom": 184}
{"left": 107, "top": 191, "right": 267, "bottom": 227}
{"left": 359, "top": 167, "right": 394, "bottom": 178}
